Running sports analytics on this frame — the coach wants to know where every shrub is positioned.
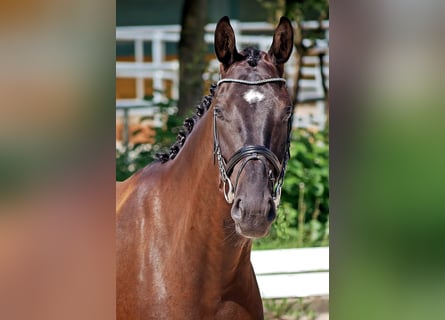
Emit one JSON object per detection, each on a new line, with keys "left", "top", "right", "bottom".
{"left": 116, "top": 97, "right": 181, "bottom": 181}
{"left": 254, "top": 127, "right": 329, "bottom": 249}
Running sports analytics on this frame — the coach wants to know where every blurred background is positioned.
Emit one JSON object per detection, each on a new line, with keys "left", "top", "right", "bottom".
{"left": 0, "top": 1, "right": 115, "bottom": 319}
{"left": 1, "top": 0, "right": 445, "bottom": 319}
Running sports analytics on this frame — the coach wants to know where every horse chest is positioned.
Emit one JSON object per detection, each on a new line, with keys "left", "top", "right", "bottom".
{"left": 142, "top": 251, "right": 263, "bottom": 319}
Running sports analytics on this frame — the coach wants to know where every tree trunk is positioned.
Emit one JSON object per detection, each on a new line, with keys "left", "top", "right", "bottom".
{"left": 178, "top": 0, "right": 208, "bottom": 117}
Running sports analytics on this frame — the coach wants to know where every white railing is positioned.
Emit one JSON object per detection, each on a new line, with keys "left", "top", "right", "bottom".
{"left": 116, "top": 20, "right": 329, "bottom": 145}
{"left": 251, "top": 247, "right": 329, "bottom": 298}
{"left": 116, "top": 20, "right": 328, "bottom": 100}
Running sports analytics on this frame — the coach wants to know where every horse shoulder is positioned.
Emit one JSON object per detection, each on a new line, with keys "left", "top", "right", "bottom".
{"left": 116, "top": 163, "right": 167, "bottom": 319}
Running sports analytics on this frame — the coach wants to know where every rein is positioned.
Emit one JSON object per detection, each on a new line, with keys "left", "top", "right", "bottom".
{"left": 213, "top": 77, "right": 292, "bottom": 207}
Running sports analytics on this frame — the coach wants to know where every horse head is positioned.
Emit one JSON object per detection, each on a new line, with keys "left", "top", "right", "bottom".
{"left": 213, "top": 16, "right": 294, "bottom": 238}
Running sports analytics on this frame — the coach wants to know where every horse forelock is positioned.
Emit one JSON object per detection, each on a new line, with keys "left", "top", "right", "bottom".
{"left": 240, "top": 47, "right": 261, "bottom": 67}
{"left": 155, "top": 83, "right": 217, "bottom": 163}
{"left": 227, "top": 47, "right": 281, "bottom": 82}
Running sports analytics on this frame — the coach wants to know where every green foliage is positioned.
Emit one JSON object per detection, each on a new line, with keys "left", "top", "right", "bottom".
{"left": 253, "top": 127, "right": 329, "bottom": 249}
{"left": 116, "top": 96, "right": 183, "bottom": 181}
{"left": 288, "top": 0, "right": 329, "bottom": 21}
{"left": 263, "top": 297, "right": 326, "bottom": 320}
{"left": 256, "top": 0, "right": 329, "bottom": 22}
{"left": 116, "top": 143, "right": 154, "bottom": 182}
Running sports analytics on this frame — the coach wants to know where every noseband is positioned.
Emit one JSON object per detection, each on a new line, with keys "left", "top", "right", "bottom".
{"left": 213, "top": 77, "right": 292, "bottom": 208}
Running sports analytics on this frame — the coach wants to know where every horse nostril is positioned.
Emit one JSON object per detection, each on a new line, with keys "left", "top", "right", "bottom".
{"left": 267, "top": 201, "right": 276, "bottom": 221}
{"left": 234, "top": 198, "right": 241, "bottom": 209}
{"left": 231, "top": 198, "right": 242, "bottom": 220}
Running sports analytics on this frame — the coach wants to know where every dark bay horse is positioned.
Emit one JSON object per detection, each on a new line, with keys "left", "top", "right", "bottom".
{"left": 117, "top": 16, "right": 294, "bottom": 320}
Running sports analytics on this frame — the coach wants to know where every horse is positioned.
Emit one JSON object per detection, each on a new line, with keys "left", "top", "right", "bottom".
{"left": 116, "top": 16, "right": 294, "bottom": 320}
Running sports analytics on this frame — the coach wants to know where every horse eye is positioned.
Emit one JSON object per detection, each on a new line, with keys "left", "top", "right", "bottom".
{"left": 214, "top": 107, "right": 225, "bottom": 120}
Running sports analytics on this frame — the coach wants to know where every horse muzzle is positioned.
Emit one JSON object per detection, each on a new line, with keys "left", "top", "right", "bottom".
{"left": 229, "top": 160, "right": 277, "bottom": 239}
{"left": 231, "top": 196, "right": 276, "bottom": 239}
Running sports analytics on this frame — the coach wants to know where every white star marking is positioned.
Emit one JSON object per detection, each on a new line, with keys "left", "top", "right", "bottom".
{"left": 243, "top": 89, "right": 265, "bottom": 104}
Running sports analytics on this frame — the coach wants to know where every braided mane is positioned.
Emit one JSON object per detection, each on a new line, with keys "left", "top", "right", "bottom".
{"left": 155, "top": 83, "right": 217, "bottom": 163}
{"left": 242, "top": 47, "right": 261, "bottom": 67}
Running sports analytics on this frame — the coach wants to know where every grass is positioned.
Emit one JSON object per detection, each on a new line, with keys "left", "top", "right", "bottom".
{"left": 263, "top": 296, "right": 328, "bottom": 320}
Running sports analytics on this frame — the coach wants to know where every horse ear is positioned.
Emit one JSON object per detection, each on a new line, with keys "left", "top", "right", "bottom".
{"left": 268, "top": 17, "right": 294, "bottom": 66}
{"left": 214, "top": 16, "right": 240, "bottom": 70}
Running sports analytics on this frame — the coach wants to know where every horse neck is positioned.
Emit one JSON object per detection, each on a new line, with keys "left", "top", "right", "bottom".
{"left": 168, "top": 108, "right": 253, "bottom": 281}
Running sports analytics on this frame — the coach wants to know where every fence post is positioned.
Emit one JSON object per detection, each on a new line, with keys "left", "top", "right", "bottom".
{"left": 135, "top": 38, "right": 144, "bottom": 100}
{"left": 152, "top": 31, "right": 165, "bottom": 102}
{"left": 122, "top": 108, "right": 129, "bottom": 148}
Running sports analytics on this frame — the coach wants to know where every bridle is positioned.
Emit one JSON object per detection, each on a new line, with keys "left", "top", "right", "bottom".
{"left": 213, "top": 77, "right": 293, "bottom": 208}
